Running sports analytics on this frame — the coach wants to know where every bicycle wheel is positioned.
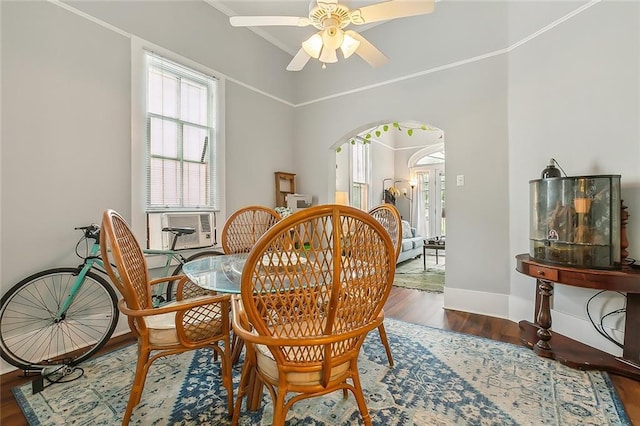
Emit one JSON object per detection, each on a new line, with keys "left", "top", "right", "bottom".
{"left": 0, "top": 268, "right": 119, "bottom": 370}
{"left": 166, "top": 250, "right": 223, "bottom": 301}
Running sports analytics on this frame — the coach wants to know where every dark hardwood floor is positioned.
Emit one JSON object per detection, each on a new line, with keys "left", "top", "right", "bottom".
{"left": 2, "top": 287, "right": 638, "bottom": 424}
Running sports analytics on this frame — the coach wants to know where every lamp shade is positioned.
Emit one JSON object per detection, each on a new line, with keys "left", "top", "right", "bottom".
{"left": 302, "top": 33, "right": 323, "bottom": 59}
{"left": 340, "top": 32, "right": 360, "bottom": 58}
{"left": 335, "top": 191, "right": 349, "bottom": 205}
{"left": 318, "top": 27, "right": 342, "bottom": 64}
{"left": 319, "top": 45, "right": 338, "bottom": 63}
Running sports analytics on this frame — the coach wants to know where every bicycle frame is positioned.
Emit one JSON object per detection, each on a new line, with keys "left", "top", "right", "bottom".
{"left": 52, "top": 230, "right": 188, "bottom": 321}
{"left": 142, "top": 248, "right": 188, "bottom": 302}
{"left": 63, "top": 225, "right": 206, "bottom": 309}
{"left": 56, "top": 243, "right": 106, "bottom": 319}
{"left": 143, "top": 248, "right": 188, "bottom": 272}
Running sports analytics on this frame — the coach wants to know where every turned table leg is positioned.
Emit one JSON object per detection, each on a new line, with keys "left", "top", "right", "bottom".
{"left": 534, "top": 279, "right": 554, "bottom": 357}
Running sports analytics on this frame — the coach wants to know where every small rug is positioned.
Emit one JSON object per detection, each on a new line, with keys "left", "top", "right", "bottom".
{"left": 13, "top": 318, "right": 629, "bottom": 425}
{"left": 394, "top": 256, "right": 445, "bottom": 292}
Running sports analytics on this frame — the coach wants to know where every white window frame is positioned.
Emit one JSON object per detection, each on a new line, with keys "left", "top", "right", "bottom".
{"left": 131, "top": 37, "right": 226, "bottom": 243}
{"left": 145, "top": 52, "right": 217, "bottom": 211}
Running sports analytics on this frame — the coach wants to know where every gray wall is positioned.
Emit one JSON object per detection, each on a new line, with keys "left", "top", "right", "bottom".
{"left": 293, "top": 54, "right": 511, "bottom": 310}
{"left": 2, "top": 1, "right": 131, "bottom": 277}
{"left": 1, "top": 1, "right": 639, "bottom": 373}
{"left": 1, "top": 0, "right": 296, "bottom": 282}
{"left": 507, "top": 0, "right": 640, "bottom": 352}
{"left": 66, "top": 0, "right": 295, "bottom": 104}
{"left": 0, "top": 1, "right": 296, "bottom": 373}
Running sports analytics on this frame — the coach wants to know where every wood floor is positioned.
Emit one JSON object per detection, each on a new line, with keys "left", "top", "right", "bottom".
{"left": 2, "top": 287, "right": 639, "bottom": 424}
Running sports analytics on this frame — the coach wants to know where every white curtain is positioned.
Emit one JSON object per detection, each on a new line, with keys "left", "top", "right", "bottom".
{"left": 412, "top": 173, "right": 426, "bottom": 238}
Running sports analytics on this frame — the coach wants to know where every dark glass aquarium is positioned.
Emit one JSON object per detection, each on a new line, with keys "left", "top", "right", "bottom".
{"left": 530, "top": 175, "right": 621, "bottom": 269}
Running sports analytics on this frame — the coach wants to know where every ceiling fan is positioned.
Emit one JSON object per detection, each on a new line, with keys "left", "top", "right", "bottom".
{"left": 229, "top": 0, "right": 435, "bottom": 71}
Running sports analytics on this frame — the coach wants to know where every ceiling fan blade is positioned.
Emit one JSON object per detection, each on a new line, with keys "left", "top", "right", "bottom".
{"left": 354, "top": 0, "right": 434, "bottom": 25}
{"left": 346, "top": 31, "right": 388, "bottom": 68}
{"left": 286, "top": 48, "right": 312, "bottom": 71}
{"left": 230, "top": 16, "right": 310, "bottom": 27}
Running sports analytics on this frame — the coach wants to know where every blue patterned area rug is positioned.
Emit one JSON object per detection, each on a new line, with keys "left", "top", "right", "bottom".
{"left": 13, "top": 318, "right": 629, "bottom": 425}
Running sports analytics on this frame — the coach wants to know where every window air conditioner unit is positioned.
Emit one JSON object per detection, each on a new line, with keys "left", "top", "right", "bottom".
{"left": 160, "top": 212, "right": 215, "bottom": 250}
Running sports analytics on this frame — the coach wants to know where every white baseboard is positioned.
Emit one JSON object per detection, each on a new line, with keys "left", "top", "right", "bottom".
{"left": 443, "top": 287, "right": 510, "bottom": 319}
{"left": 445, "top": 288, "right": 624, "bottom": 357}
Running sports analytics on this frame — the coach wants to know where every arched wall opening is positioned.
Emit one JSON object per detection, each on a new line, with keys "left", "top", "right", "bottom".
{"left": 329, "top": 119, "right": 445, "bottom": 238}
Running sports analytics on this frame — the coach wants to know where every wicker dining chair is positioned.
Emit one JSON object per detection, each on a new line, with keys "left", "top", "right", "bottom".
{"left": 100, "top": 210, "right": 233, "bottom": 425}
{"left": 231, "top": 204, "right": 396, "bottom": 426}
{"left": 368, "top": 203, "right": 403, "bottom": 366}
{"left": 220, "top": 205, "right": 282, "bottom": 361}
{"left": 221, "top": 205, "right": 282, "bottom": 254}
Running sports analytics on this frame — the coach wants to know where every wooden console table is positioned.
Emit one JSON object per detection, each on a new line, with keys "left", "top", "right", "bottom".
{"left": 516, "top": 253, "right": 640, "bottom": 381}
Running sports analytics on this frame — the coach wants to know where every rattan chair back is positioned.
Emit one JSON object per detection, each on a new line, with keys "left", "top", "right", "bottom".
{"left": 231, "top": 204, "right": 395, "bottom": 426}
{"left": 101, "top": 211, "right": 152, "bottom": 311}
{"left": 221, "top": 205, "right": 281, "bottom": 254}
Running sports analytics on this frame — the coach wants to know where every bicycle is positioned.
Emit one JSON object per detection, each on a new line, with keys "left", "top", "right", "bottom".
{"left": 0, "top": 224, "right": 221, "bottom": 372}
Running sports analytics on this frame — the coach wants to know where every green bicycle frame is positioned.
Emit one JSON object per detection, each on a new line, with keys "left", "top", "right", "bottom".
{"left": 56, "top": 242, "right": 105, "bottom": 320}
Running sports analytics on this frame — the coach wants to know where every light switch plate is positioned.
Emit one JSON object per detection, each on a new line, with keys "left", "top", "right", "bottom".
{"left": 456, "top": 175, "right": 465, "bottom": 186}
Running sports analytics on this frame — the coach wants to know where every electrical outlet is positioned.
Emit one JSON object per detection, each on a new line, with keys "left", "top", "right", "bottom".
{"left": 456, "top": 175, "right": 465, "bottom": 186}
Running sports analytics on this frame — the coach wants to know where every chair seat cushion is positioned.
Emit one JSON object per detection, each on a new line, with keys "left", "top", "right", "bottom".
{"left": 254, "top": 343, "right": 351, "bottom": 386}
{"left": 251, "top": 318, "right": 351, "bottom": 387}
{"left": 144, "top": 297, "right": 223, "bottom": 346}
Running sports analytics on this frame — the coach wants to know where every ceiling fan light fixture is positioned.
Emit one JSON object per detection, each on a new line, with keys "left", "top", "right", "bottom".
{"left": 322, "top": 25, "right": 344, "bottom": 51}
{"left": 340, "top": 32, "right": 360, "bottom": 58}
{"left": 229, "top": 0, "right": 435, "bottom": 71}
{"left": 319, "top": 45, "right": 338, "bottom": 63}
{"left": 302, "top": 33, "right": 323, "bottom": 58}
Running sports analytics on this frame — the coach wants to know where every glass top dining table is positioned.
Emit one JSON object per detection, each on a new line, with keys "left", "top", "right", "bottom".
{"left": 183, "top": 251, "right": 369, "bottom": 295}
{"left": 182, "top": 253, "right": 249, "bottom": 294}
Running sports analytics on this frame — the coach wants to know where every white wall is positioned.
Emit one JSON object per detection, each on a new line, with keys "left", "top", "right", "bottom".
{"left": 293, "top": 55, "right": 511, "bottom": 308}
{"left": 1, "top": 1, "right": 133, "bottom": 373}
{"left": 2, "top": 1, "right": 132, "bottom": 280}
{"left": 290, "top": 0, "right": 639, "bottom": 355}
{"left": 224, "top": 83, "right": 295, "bottom": 210}
{"left": 0, "top": 1, "right": 294, "bottom": 373}
{"left": 507, "top": 0, "right": 640, "bottom": 354}
{"left": 66, "top": 0, "right": 295, "bottom": 104}
{"left": 370, "top": 138, "right": 395, "bottom": 209}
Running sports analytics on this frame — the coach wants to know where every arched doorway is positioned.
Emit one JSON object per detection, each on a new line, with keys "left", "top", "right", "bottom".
{"left": 330, "top": 120, "right": 447, "bottom": 295}
{"left": 330, "top": 120, "right": 444, "bottom": 220}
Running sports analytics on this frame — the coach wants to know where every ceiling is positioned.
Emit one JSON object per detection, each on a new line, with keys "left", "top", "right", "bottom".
{"left": 204, "top": 0, "right": 415, "bottom": 56}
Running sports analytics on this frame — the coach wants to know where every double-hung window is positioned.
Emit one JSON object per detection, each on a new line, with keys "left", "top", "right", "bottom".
{"left": 145, "top": 52, "right": 218, "bottom": 211}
